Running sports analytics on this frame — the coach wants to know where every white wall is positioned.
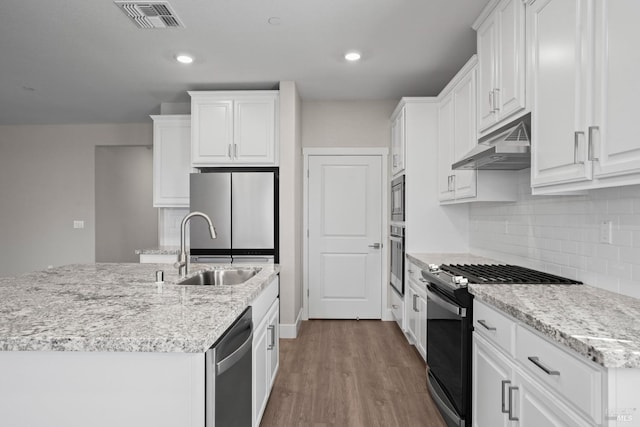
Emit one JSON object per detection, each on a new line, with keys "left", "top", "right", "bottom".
{"left": 0, "top": 123, "right": 152, "bottom": 276}
{"left": 470, "top": 170, "right": 640, "bottom": 298}
{"left": 302, "top": 100, "right": 397, "bottom": 147}
{"left": 278, "top": 82, "right": 303, "bottom": 336}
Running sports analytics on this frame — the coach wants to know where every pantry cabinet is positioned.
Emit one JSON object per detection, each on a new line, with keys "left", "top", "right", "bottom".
{"left": 528, "top": 0, "right": 640, "bottom": 193}
{"left": 475, "top": 0, "right": 526, "bottom": 133}
{"left": 189, "top": 91, "right": 278, "bottom": 167}
{"left": 151, "top": 115, "right": 191, "bottom": 207}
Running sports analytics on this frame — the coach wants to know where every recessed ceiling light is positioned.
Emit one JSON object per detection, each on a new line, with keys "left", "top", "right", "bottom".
{"left": 345, "top": 51, "right": 361, "bottom": 62}
{"left": 268, "top": 17, "right": 281, "bottom": 25}
{"left": 176, "top": 54, "right": 194, "bottom": 64}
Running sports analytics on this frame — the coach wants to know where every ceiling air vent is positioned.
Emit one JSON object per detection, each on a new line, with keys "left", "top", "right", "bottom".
{"left": 114, "top": 1, "right": 185, "bottom": 29}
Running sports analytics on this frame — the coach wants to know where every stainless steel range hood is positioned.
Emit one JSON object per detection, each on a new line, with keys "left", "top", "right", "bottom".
{"left": 452, "top": 113, "right": 531, "bottom": 170}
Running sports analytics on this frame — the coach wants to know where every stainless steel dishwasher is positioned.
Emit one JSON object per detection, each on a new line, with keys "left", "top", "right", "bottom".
{"left": 205, "top": 307, "right": 253, "bottom": 427}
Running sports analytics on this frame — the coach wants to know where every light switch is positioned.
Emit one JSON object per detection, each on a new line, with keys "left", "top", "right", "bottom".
{"left": 73, "top": 220, "right": 85, "bottom": 229}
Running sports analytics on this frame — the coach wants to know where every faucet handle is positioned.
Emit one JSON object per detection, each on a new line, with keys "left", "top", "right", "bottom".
{"left": 174, "top": 260, "right": 185, "bottom": 269}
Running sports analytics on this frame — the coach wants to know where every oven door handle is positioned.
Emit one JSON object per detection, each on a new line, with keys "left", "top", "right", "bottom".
{"left": 427, "top": 286, "right": 467, "bottom": 318}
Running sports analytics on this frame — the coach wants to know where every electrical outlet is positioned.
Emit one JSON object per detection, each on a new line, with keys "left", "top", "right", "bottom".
{"left": 73, "top": 220, "right": 85, "bottom": 229}
{"left": 599, "top": 220, "right": 612, "bottom": 244}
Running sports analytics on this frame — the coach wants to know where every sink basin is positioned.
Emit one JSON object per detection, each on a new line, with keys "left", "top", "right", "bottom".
{"left": 178, "top": 268, "right": 261, "bottom": 286}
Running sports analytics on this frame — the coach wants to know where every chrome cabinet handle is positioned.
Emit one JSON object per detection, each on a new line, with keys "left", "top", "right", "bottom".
{"left": 528, "top": 356, "right": 560, "bottom": 375}
{"left": 477, "top": 319, "right": 497, "bottom": 331}
{"left": 393, "top": 154, "right": 397, "bottom": 167}
{"left": 451, "top": 174, "right": 456, "bottom": 190}
{"left": 501, "top": 380, "right": 511, "bottom": 413}
{"left": 574, "top": 131, "right": 585, "bottom": 164}
{"left": 227, "top": 144, "right": 232, "bottom": 159}
{"left": 508, "top": 386, "right": 519, "bottom": 421}
{"left": 588, "top": 125, "right": 599, "bottom": 161}
{"left": 368, "top": 243, "right": 382, "bottom": 249}
{"left": 413, "top": 294, "right": 418, "bottom": 311}
{"left": 233, "top": 143, "right": 238, "bottom": 159}
{"left": 267, "top": 325, "right": 276, "bottom": 350}
{"left": 489, "top": 90, "right": 494, "bottom": 112}
{"left": 493, "top": 88, "right": 500, "bottom": 112}
{"left": 392, "top": 304, "right": 399, "bottom": 309}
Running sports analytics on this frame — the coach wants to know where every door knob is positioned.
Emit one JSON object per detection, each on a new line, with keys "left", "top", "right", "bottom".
{"left": 368, "top": 243, "right": 382, "bottom": 249}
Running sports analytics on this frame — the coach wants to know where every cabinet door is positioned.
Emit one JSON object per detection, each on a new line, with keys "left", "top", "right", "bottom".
{"left": 472, "top": 335, "right": 513, "bottom": 427}
{"left": 253, "top": 315, "right": 270, "bottom": 427}
{"left": 529, "top": 0, "right": 593, "bottom": 188}
{"left": 592, "top": 0, "right": 640, "bottom": 180}
{"left": 477, "top": 14, "right": 498, "bottom": 131}
{"left": 266, "top": 299, "right": 279, "bottom": 390}
{"left": 515, "top": 371, "right": 593, "bottom": 427}
{"left": 191, "top": 100, "right": 233, "bottom": 165}
{"left": 437, "top": 95, "right": 456, "bottom": 201}
{"left": 496, "top": 0, "right": 526, "bottom": 119}
{"left": 416, "top": 292, "right": 427, "bottom": 360}
{"left": 391, "top": 108, "right": 406, "bottom": 176}
{"left": 405, "top": 284, "right": 418, "bottom": 344}
{"left": 152, "top": 116, "right": 191, "bottom": 207}
{"left": 234, "top": 97, "right": 277, "bottom": 164}
{"left": 452, "top": 68, "right": 478, "bottom": 200}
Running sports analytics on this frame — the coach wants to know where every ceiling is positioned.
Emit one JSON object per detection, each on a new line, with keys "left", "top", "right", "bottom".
{"left": 0, "top": 0, "right": 490, "bottom": 125}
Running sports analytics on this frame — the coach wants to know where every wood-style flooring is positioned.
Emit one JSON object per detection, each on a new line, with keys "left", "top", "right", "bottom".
{"left": 260, "top": 320, "right": 447, "bottom": 427}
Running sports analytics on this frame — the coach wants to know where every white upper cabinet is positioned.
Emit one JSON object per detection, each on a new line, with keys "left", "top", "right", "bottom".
{"left": 475, "top": 0, "right": 527, "bottom": 133}
{"left": 391, "top": 106, "right": 406, "bottom": 176}
{"left": 591, "top": 1, "right": 640, "bottom": 183}
{"left": 528, "top": 0, "right": 640, "bottom": 193}
{"left": 151, "top": 115, "right": 191, "bottom": 207}
{"left": 189, "top": 91, "right": 278, "bottom": 167}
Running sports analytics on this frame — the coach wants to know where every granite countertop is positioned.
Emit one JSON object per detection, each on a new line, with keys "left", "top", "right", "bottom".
{"left": 0, "top": 263, "right": 279, "bottom": 353}
{"left": 407, "top": 252, "right": 640, "bottom": 369}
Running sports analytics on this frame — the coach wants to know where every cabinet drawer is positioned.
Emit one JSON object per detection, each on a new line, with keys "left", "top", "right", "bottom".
{"left": 390, "top": 288, "right": 404, "bottom": 326}
{"left": 515, "top": 325, "right": 603, "bottom": 423}
{"left": 473, "top": 300, "right": 515, "bottom": 355}
{"left": 406, "top": 262, "right": 421, "bottom": 284}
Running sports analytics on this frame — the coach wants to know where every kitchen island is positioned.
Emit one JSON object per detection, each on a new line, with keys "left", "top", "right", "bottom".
{"left": 0, "top": 262, "right": 279, "bottom": 427}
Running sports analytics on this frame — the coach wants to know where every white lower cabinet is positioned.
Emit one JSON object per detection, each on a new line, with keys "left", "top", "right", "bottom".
{"left": 473, "top": 300, "right": 603, "bottom": 427}
{"left": 252, "top": 277, "right": 279, "bottom": 427}
{"left": 405, "top": 262, "right": 427, "bottom": 360}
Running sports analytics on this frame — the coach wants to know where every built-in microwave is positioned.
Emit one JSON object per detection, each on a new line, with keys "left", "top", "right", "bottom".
{"left": 391, "top": 175, "right": 405, "bottom": 222}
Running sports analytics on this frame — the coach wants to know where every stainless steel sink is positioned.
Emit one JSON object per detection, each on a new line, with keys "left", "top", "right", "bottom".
{"left": 177, "top": 268, "right": 261, "bottom": 286}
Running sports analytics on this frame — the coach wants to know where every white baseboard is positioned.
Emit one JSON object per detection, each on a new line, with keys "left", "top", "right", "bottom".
{"left": 382, "top": 308, "right": 394, "bottom": 321}
{"left": 279, "top": 308, "right": 303, "bottom": 339}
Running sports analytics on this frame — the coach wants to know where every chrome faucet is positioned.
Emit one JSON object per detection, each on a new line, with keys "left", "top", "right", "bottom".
{"left": 175, "top": 211, "right": 217, "bottom": 277}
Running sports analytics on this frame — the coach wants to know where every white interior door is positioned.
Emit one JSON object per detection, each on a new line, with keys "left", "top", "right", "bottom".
{"left": 308, "top": 155, "right": 382, "bottom": 319}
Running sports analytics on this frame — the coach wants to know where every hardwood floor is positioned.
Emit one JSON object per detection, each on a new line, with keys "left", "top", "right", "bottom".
{"left": 260, "top": 320, "right": 447, "bottom": 427}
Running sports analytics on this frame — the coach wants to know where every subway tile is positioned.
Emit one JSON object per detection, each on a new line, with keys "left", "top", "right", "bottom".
{"left": 608, "top": 261, "right": 633, "bottom": 280}
{"left": 619, "top": 278, "right": 640, "bottom": 299}
{"left": 607, "top": 198, "right": 635, "bottom": 214}
{"left": 595, "top": 243, "right": 620, "bottom": 261}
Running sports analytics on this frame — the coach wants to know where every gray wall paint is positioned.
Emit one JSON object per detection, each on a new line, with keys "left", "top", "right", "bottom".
{"left": 95, "top": 146, "right": 157, "bottom": 263}
{"left": 0, "top": 123, "right": 152, "bottom": 276}
{"left": 302, "top": 100, "right": 397, "bottom": 147}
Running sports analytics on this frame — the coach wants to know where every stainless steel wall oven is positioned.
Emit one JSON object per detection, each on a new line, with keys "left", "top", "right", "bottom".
{"left": 391, "top": 174, "right": 405, "bottom": 222}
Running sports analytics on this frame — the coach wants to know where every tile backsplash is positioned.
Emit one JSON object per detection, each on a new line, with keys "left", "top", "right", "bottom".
{"left": 469, "top": 170, "right": 640, "bottom": 298}
{"left": 158, "top": 208, "right": 189, "bottom": 247}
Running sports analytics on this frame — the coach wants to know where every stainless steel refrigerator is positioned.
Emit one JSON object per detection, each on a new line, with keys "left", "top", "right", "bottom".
{"left": 189, "top": 168, "right": 278, "bottom": 263}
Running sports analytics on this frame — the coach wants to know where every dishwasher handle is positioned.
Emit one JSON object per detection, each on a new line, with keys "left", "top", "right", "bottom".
{"left": 216, "top": 330, "right": 253, "bottom": 375}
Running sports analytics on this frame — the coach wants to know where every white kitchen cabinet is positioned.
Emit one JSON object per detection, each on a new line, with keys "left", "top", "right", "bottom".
{"left": 472, "top": 300, "right": 604, "bottom": 427}
{"left": 151, "top": 115, "right": 191, "bottom": 207}
{"left": 405, "top": 262, "right": 427, "bottom": 360}
{"left": 391, "top": 106, "right": 406, "bottom": 176}
{"left": 475, "top": 0, "right": 527, "bottom": 134}
{"left": 251, "top": 277, "right": 279, "bottom": 427}
{"left": 189, "top": 91, "right": 278, "bottom": 167}
{"left": 437, "top": 57, "right": 517, "bottom": 204}
{"left": 528, "top": 0, "right": 640, "bottom": 193}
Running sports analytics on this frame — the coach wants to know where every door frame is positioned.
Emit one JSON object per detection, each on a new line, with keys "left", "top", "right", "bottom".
{"left": 302, "top": 147, "right": 389, "bottom": 321}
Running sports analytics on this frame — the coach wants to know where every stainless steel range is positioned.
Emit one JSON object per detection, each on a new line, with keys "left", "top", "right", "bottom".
{"left": 422, "top": 263, "right": 582, "bottom": 427}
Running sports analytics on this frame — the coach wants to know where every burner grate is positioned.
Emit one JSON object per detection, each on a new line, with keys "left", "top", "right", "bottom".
{"left": 440, "top": 264, "right": 582, "bottom": 285}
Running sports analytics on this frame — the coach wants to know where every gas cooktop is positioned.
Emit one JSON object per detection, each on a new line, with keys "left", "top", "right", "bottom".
{"left": 438, "top": 264, "right": 583, "bottom": 285}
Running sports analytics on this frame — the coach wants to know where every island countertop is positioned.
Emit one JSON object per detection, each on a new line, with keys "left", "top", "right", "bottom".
{"left": 0, "top": 263, "right": 279, "bottom": 353}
